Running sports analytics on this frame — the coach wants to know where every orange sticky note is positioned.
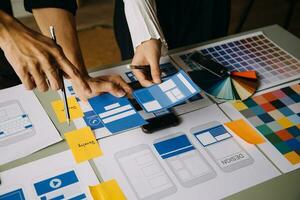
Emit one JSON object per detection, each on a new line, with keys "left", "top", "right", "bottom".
{"left": 225, "top": 119, "right": 265, "bottom": 144}
{"left": 51, "top": 96, "right": 83, "bottom": 123}
{"left": 89, "top": 179, "right": 126, "bottom": 200}
{"left": 65, "top": 127, "right": 103, "bottom": 163}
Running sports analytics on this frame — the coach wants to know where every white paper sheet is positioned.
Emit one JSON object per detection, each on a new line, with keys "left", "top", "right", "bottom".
{"left": 0, "top": 150, "right": 99, "bottom": 199}
{"left": 0, "top": 85, "right": 62, "bottom": 165}
{"left": 93, "top": 104, "right": 280, "bottom": 200}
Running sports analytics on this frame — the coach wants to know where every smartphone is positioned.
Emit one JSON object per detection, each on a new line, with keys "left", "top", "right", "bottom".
{"left": 190, "top": 121, "right": 254, "bottom": 172}
{"left": 115, "top": 144, "right": 177, "bottom": 200}
{"left": 154, "top": 133, "right": 216, "bottom": 187}
{"left": 188, "top": 51, "right": 228, "bottom": 77}
{"left": 0, "top": 100, "right": 35, "bottom": 146}
{"left": 142, "top": 113, "right": 180, "bottom": 134}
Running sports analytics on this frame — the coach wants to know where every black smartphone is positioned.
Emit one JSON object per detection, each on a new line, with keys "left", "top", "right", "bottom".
{"left": 142, "top": 113, "right": 180, "bottom": 134}
{"left": 188, "top": 51, "right": 228, "bottom": 77}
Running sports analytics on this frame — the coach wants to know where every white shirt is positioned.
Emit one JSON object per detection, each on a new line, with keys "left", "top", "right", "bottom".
{"left": 123, "top": 0, "right": 168, "bottom": 55}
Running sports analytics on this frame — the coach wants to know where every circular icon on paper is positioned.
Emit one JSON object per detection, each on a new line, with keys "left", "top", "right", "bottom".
{"left": 89, "top": 118, "right": 100, "bottom": 126}
{"left": 50, "top": 178, "right": 62, "bottom": 189}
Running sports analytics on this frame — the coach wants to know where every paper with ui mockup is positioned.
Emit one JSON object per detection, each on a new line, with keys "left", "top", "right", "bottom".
{"left": 0, "top": 150, "right": 99, "bottom": 199}
{"left": 225, "top": 119, "right": 265, "bottom": 144}
{"left": 133, "top": 70, "right": 201, "bottom": 112}
{"left": 0, "top": 85, "right": 62, "bottom": 165}
{"left": 89, "top": 179, "right": 126, "bottom": 200}
{"left": 65, "top": 127, "right": 103, "bottom": 163}
{"left": 51, "top": 96, "right": 84, "bottom": 123}
{"left": 88, "top": 93, "right": 147, "bottom": 133}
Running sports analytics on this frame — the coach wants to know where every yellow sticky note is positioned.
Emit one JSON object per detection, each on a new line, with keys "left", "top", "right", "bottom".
{"left": 89, "top": 179, "right": 126, "bottom": 200}
{"left": 51, "top": 96, "right": 83, "bottom": 123}
{"left": 225, "top": 119, "right": 265, "bottom": 144}
{"left": 65, "top": 127, "right": 102, "bottom": 163}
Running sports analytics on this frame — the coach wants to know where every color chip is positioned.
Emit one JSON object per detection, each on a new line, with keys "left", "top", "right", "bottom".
{"left": 233, "top": 84, "right": 300, "bottom": 165}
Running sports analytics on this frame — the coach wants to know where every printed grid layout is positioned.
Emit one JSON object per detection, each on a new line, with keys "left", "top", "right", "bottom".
{"left": 179, "top": 33, "right": 300, "bottom": 89}
{"left": 232, "top": 84, "right": 300, "bottom": 165}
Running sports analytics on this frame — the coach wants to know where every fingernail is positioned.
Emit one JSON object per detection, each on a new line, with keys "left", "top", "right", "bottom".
{"left": 117, "top": 90, "right": 126, "bottom": 97}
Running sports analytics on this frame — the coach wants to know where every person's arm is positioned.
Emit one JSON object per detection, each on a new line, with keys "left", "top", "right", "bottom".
{"left": 123, "top": 0, "right": 168, "bottom": 87}
{"left": 31, "top": 8, "right": 131, "bottom": 100}
{"left": 0, "top": 10, "right": 91, "bottom": 93}
{"left": 31, "top": 8, "right": 86, "bottom": 76}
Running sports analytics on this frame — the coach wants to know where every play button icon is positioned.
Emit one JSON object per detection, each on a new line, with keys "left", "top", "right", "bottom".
{"left": 50, "top": 178, "right": 62, "bottom": 189}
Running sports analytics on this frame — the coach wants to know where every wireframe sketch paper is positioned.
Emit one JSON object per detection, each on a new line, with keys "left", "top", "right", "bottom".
{"left": 0, "top": 150, "right": 99, "bottom": 199}
{"left": 0, "top": 85, "right": 62, "bottom": 165}
{"left": 133, "top": 70, "right": 201, "bottom": 113}
{"left": 93, "top": 104, "right": 280, "bottom": 200}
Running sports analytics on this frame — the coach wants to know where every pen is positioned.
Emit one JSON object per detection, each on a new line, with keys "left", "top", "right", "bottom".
{"left": 49, "top": 26, "right": 71, "bottom": 125}
{"left": 128, "top": 64, "right": 152, "bottom": 79}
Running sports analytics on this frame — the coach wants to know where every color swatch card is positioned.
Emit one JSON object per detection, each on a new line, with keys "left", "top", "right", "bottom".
{"left": 171, "top": 32, "right": 300, "bottom": 91}
{"left": 133, "top": 70, "right": 201, "bottom": 113}
{"left": 220, "top": 81, "right": 300, "bottom": 173}
{"left": 88, "top": 93, "right": 147, "bottom": 133}
{"left": 0, "top": 150, "right": 99, "bottom": 199}
{"left": 187, "top": 51, "right": 258, "bottom": 100}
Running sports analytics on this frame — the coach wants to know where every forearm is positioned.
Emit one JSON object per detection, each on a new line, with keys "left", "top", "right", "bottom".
{"left": 0, "top": 10, "right": 18, "bottom": 47}
{"left": 123, "top": 0, "right": 167, "bottom": 54}
{"left": 32, "top": 8, "right": 87, "bottom": 75}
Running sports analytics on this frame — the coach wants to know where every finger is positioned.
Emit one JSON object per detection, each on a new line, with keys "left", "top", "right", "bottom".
{"left": 89, "top": 79, "right": 126, "bottom": 97}
{"left": 44, "top": 64, "right": 62, "bottom": 91}
{"left": 55, "top": 54, "right": 92, "bottom": 94}
{"left": 29, "top": 66, "right": 49, "bottom": 92}
{"left": 17, "top": 70, "right": 35, "bottom": 90}
{"left": 149, "top": 58, "right": 161, "bottom": 84}
{"left": 107, "top": 75, "right": 133, "bottom": 94}
{"left": 132, "top": 69, "right": 153, "bottom": 87}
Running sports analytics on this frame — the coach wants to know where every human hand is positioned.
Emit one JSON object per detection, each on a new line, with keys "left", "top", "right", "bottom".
{"left": 131, "top": 39, "right": 162, "bottom": 87}
{"left": 0, "top": 11, "right": 91, "bottom": 94}
{"left": 72, "top": 74, "right": 133, "bottom": 102}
